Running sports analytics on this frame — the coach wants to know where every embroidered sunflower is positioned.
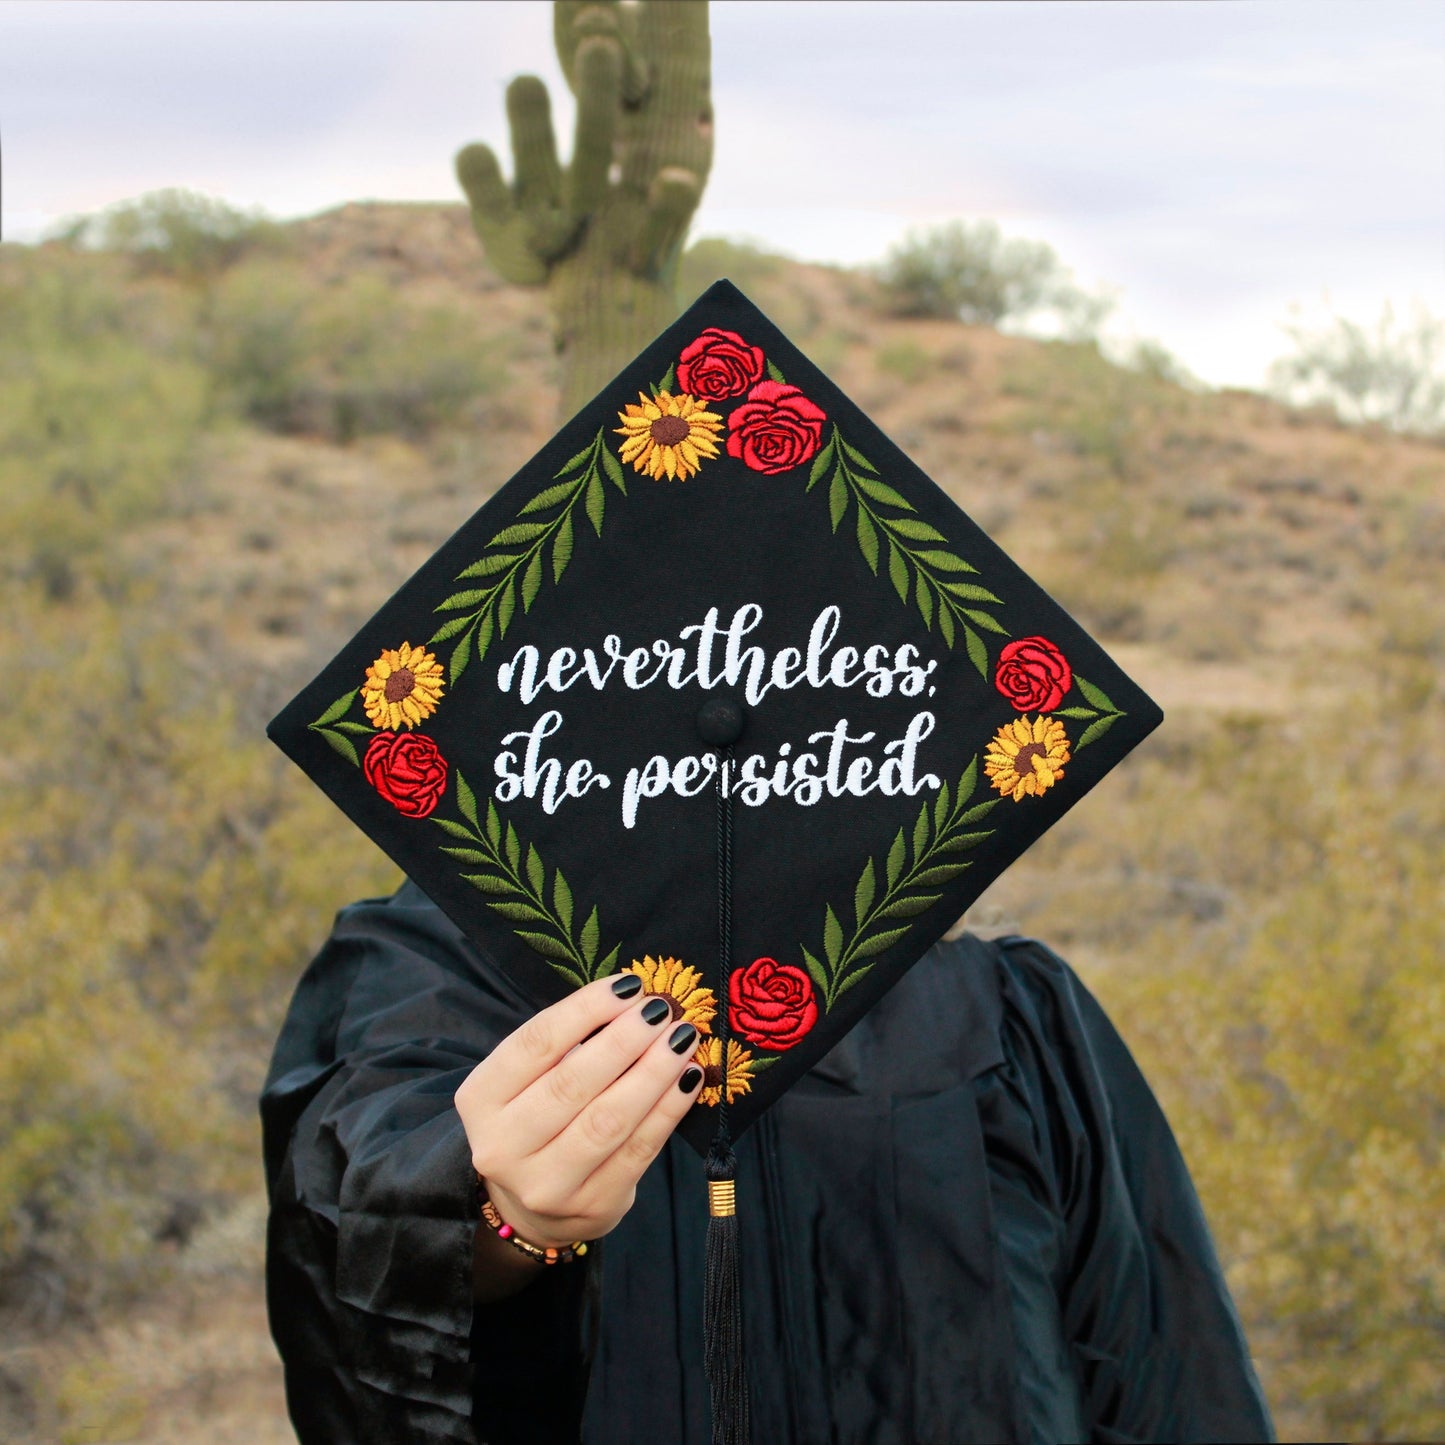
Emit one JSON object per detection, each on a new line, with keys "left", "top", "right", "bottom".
{"left": 694, "top": 1037, "right": 753, "bottom": 1107}
{"left": 984, "top": 715, "right": 1071, "bottom": 801}
{"left": 614, "top": 390, "right": 724, "bottom": 481}
{"left": 621, "top": 956, "right": 717, "bottom": 1033}
{"left": 361, "top": 642, "right": 445, "bottom": 730}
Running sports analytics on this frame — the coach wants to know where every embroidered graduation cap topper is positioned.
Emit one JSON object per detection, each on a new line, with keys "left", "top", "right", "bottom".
{"left": 268, "top": 281, "right": 1161, "bottom": 1154}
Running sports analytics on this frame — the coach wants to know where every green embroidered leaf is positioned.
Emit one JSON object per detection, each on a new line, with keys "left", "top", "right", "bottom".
{"left": 937, "top": 603, "right": 956, "bottom": 649}
{"left": 915, "top": 569, "right": 934, "bottom": 628}
{"left": 516, "top": 929, "right": 574, "bottom": 963}
{"left": 312, "top": 690, "right": 358, "bottom": 728}
{"left": 801, "top": 946, "right": 830, "bottom": 997}
{"left": 549, "top": 960, "right": 589, "bottom": 989}
{"left": 436, "top": 586, "right": 491, "bottom": 610}
{"left": 935, "top": 831, "right": 992, "bottom": 854}
{"left": 519, "top": 478, "right": 582, "bottom": 515}
{"left": 887, "top": 539, "right": 909, "bottom": 603}
{"left": 1077, "top": 713, "right": 1121, "bottom": 749}
{"left": 914, "top": 550, "right": 977, "bottom": 574}
{"left": 580, "top": 904, "right": 600, "bottom": 966}
{"left": 855, "top": 507, "right": 880, "bottom": 574}
{"left": 447, "top": 618, "right": 471, "bottom": 684}
{"left": 329, "top": 721, "right": 375, "bottom": 736}
{"left": 521, "top": 548, "right": 543, "bottom": 612}
{"left": 962, "top": 608, "right": 1007, "bottom": 634}
{"left": 461, "top": 872, "right": 513, "bottom": 895}
{"left": 525, "top": 842, "right": 545, "bottom": 895}
{"left": 827, "top": 466, "right": 847, "bottom": 532}
{"left": 963, "top": 624, "right": 989, "bottom": 678}
{"left": 552, "top": 511, "right": 574, "bottom": 584}
{"left": 854, "top": 473, "right": 914, "bottom": 511}
{"left": 585, "top": 473, "right": 605, "bottom": 536}
{"left": 552, "top": 869, "right": 574, "bottom": 933}
{"left": 316, "top": 729, "right": 358, "bottom": 765}
{"left": 474, "top": 611, "right": 496, "bottom": 666}
{"left": 600, "top": 442, "right": 626, "bottom": 493}
{"left": 555, "top": 439, "right": 596, "bottom": 478}
{"left": 838, "top": 435, "right": 878, "bottom": 472}
{"left": 933, "top": 781, "right": 951, "bottom": 834}
{"left": 747, "top": 1054, "right": 781, "bottom": 1072}
{"left": 428, "top": 613, "right": 473, "bottom": 644}
{"left": 440, "top": 847, "right": 490, "bottom": 865}
{"left": 912, "top": 800, "right": 931, "bottom": 862}
{"left": 823, "top": 904, "right": 843, "bottom": 970}
{"left": 888, "top": 518, "right": 947, "bottom": 542}
{"left": 455, "top": 773, "right": 479, "bottom": 829}
{"left": 1055, "top": 706, "right": 1100, "bottom": 719}
{"left": 455, "top": 552, "right": 522, "bottom": 581}
{"left": 497, "top": 576, "right": 517, "bottom": 637}
{"left": 595, "top": 944, "right": 621, "bottom": 979}
{"left": 504, "top": 822, "right": 521, "bottom": 874}
{"left": 658, "top": 363, "right": 677, "bottom": 392}
{"left": 850, "top": 925, "right": 911, "bottom": 961}
{"left": 854, "top": 858, "right": 876, "bottom": 931}
{"left": 957, "top": 757, "right": 979, "bottom": 807}
{"left": 435, "top": 817, "right": 476, "bottom": 840}
{"left": 485, "top": 800, "right": 501, "bottom": 847}
{"left": 488, "top": 901, "right": 553, "bottom": 925}
{"left": 487, "top": 521, "right": 549, "bottom": 547}
{"left": 807, "top": 437, "right": 835, "bottom": 490}
{"left": 834, "top": 967, "right": 871, "bottom": 1000}
{"left": 885, "top": 827, "right": 907, "bottom": 891}
{"left": 765, "top": 359, "right": 786, "bottom": 383}
{"left": 940, "top": 580, "right": 1003, "bottom": 603}
{"left": 1075, "top": 675, "right": 1118, "bottom": 713}
{"left": 913, "top": 864, "right": 970, "bottom": 888}
{"left": 958, "top": 800, "right": 999, "bottom": 826}
{"left": 875, "top": 893, "right": 942, "bottom": 922}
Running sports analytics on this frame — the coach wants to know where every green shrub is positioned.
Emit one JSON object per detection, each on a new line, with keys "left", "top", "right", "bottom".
{"left": 877, "top": 220, "right": 1112, "bottom": 337}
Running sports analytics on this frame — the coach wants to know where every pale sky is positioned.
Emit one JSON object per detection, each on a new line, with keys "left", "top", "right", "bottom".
{"left": 3, "top": 0, "right": 1442, "bottom": 388}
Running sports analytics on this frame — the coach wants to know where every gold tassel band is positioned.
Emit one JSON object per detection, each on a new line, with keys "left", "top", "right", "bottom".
{"left": 708, "top": 1179, "right": 737, "bottom": 1218}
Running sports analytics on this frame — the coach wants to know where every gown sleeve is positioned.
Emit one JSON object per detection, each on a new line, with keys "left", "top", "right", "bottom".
{"left": 260, "top": 880, "right": 593, "bottom": 1445}
{"left": 978, "top": 936, "right": 1275, "bottom": 1444}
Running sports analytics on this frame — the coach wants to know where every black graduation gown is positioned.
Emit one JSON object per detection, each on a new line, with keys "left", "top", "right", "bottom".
{"left": 261, "top": 881, "right": 1274, "bottom": 1445}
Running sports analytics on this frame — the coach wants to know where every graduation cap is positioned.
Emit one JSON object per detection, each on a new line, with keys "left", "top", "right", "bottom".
{"left": 268, "top": 281, "right": 1161, "bottom": 1442}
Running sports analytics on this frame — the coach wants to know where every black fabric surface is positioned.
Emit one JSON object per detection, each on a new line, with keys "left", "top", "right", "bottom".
{"left": 262, "top": 881, "right": 1274, "bottom": 1444}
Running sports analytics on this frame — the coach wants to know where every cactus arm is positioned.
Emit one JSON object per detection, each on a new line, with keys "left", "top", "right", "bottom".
{"left": 455, "top": 142, "right": 549, "bottom": 285}
{"left": 566, "top": 34, "right": 623, "bottom": 218}
{"left": 506, "top": 76, "right": 562, "bottom": 214}
{"left": 631, "top": 165, "right": 702, "bottom": 279}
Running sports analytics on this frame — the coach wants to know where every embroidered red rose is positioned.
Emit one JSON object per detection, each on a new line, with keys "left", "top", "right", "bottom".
{"left": 676, "top": 328, "right": 765, "bottom": 401}
{"left": 728, "top": 956, "right": 819, "bottom": 1050}
{"left": 994, "top": 637, "right": 1073, "bottom": 713}
{"left": 725, "top": 380, "right": 827, "bottom": 475}
{"left": 363, "top": 731, "right": 448, "bottom": 818}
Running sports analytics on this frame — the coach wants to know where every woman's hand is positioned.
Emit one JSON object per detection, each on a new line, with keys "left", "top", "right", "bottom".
{"left": 455, "top": 973, "right": 703, "bottom": 1296}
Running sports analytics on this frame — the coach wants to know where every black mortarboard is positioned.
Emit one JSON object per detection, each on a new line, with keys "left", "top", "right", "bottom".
{"left": 268, "top": 280, "right": 1161, "bottom": 1440}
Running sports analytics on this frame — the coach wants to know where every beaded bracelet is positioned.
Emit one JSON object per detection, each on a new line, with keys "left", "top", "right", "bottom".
{"left": 477, "top": 1184, "right": 588, "bottom": 1266}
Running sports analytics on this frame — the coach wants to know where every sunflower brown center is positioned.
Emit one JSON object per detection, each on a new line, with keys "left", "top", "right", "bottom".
{"left": 702, "top": 1062, "right": 725, "bottom": 1089}
{"left": 1013, "top": 743, "right": 1047, "bottom": 776}
{"left": 384, "top": 668, "right": 416, "bottom": 702}
{"left": 650, "top": 415, "right": 691, "bottom": 446}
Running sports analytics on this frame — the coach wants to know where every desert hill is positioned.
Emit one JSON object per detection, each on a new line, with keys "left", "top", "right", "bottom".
{"left": 0, "top": 201, "right": 1440, "bottom": 1441}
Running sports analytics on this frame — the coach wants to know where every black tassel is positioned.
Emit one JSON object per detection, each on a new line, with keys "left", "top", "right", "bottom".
{"left": 703, "top": 739, "right": 749, "bottom": 1445}
{"left": 704, "top": 1142, "right": 748, "bottom": 1445}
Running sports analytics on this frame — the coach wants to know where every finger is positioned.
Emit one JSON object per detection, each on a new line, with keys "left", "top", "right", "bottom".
{"left": 537, "top": 1018, "right": 703, "bottom": 1197}
{"left": 464, "top": 973, "right": 645, "bottom": 1112}
{"left": 503, "top": 995, "right": 681, "bottom": 1155}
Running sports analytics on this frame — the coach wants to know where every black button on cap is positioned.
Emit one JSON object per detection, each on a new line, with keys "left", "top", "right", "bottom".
{"left": 696, "top": 695, "right": 746, "bottom": 746}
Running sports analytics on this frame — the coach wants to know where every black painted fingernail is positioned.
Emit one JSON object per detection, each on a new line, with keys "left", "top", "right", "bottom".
{"left": 640, "top": 996, "right": 670, "bottom": 1025}
{"left": 668, "top": 1022, "right": 698, "bottom": 1055}
{"left": 679, "top": 1066, "right": 704, "bottom": 1093}
{"left": 611, "top": 974, "right": 642, "bottom": 998}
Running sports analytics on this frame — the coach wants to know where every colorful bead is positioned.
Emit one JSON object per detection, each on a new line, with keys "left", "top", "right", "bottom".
{"left": 475, "top": 1175, "right": 587, "bottom": 1266}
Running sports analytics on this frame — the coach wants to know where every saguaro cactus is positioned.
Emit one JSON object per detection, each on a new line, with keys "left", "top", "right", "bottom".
{"left": 456, "top": 0, "right": 713, "bottom": 414}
